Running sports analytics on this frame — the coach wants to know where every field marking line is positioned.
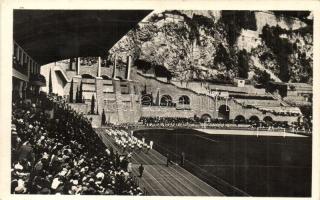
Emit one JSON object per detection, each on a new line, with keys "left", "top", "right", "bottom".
{"left": 152, "top": 142, "right": 247, "bottom": 196}
{"left": 147, "top": 143, "right": 222, "bottom": 196}
{"left": 132, "top": 147, "right": 175, "bottom": 196}
{"left": 146, "top": 151, "right": 205, "bottom": 196}
{"left": 199, "top": 164, "right": 311, "bottom": 168}
{"left": 193, "top": 134, "right": 219, "bottom": 143}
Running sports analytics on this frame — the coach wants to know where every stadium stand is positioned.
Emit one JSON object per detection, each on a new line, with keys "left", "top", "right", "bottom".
{"left": 11, "top": 94, "right": 144, "bottom": 195}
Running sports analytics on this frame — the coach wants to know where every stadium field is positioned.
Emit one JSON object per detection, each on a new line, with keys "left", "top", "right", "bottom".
{"left": 134, "top": 128, "right": 312, "bottom": 197}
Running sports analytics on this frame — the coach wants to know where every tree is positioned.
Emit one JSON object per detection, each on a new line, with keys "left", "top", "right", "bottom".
{"left": 96, "top": 99, "right": 99, "bottom": 115}
{"left": 237, "top": 49, "right": 249, "bottom": 79}
{"left": 48, "top": 68, "right": 53, "bottom": 94}
{"left": 91, "top": 94, "right": 95, "bottom": 114}
{"left": 76, "top": 86, "right": 79, "bottom": 103}
{"left": 79, "top": 81, "right": 83, "bottom": 103}
{"left": 69, "top": 79, "right": 74, "bottom": 103}
{"left": 101, "top": 109, "right": 106, "bottom": 126}
{"left": 261, "top": 25, "right": 293, "bottom": 82}
{"left": 220, "top": 11, "right": 257, "bottom": 46}
{"left": 214, "top": 43, "right": 233, "bottom": 71}
{"left": 254, "top": 70, "right": 271, "bottom": 87}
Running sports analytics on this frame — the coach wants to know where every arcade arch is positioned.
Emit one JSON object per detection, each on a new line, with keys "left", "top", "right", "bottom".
{"left": 234, "top": 115, "right": 245, "bottom": 123}
{"left": 263, "top": 116, "right": 273, "bottom": 123}
{"left": 81, "top": 74, "right": 94, "bottom": 79}
{"left": 160, "top": 95, "right": 173, "bottom": 106}
{"left": 218, "top": 105, "right": 230, "bottom": 120}
{"left": 141, "top": 94, "right": 153, "bottom": 106}
{"left": 201, "top": 114, "right": 212, "bottom": 122}
{"left": 249, "top": 115, "right": 260, "bottom": 122}
{"left": 178, "top": 95, "right": 190, "bottom": 105}
{"left": 101, "top": 75, "right": 111, "bottom": 80}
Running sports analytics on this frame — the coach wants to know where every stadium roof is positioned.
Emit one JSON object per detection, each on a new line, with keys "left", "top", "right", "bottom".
{"left": 13, "top": 10, "right": 152, "bottom": 65}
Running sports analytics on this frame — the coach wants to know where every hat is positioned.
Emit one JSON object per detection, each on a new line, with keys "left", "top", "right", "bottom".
{"left": 51, "top": 178, "right": 61, "bottom": 190}
{"left": 14, "top": 179, "right": 26, "bottom": 194}
{"left": 42, "top": 152, "right": 49, "bottom": 159}
{"left": 71, "top": 180, "right": 78, "bottom": 185}
{"left": 89, "top": 178, "right": 94, "bottom": 183}
{"left": 59, "top": 168, "right": 67, "bottom": 176}
{"left": 96, "top": 172, "right": 104, "bottom": 179}
{"left": 14, "top": 163, "right": 23, "bottom": 170}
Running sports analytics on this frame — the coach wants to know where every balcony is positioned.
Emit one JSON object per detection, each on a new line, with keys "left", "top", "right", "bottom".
{"left": 29, "top": 73, "right": 46, "bottom": 87}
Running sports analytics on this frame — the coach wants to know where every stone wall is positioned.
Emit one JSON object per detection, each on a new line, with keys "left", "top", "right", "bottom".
{"left": 80, "top": 65, "right": 98, "bottom": 77}
{"left": 134, "top": 70, "right": 299, "bottom": 124}
{"left": 141, "top": 106, "right": 195, "bottom": 118}
{"left": 69, "top": 103, "right": 89, "bottom": 114}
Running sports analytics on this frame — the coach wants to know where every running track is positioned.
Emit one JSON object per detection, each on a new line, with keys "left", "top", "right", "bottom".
{"left": 95, "top": 128, "right": 224, "bottom": 196}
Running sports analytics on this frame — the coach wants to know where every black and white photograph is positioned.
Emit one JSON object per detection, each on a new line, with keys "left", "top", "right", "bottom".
{"left": 1, "top": 1, "right": 319, "bottom": 199}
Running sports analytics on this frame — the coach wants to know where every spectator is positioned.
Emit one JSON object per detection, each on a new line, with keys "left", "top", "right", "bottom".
{"left": 138, "top": 164, "right": 144, "bottom": 178}
{"left": 166, "top": 154, "right": 170, "bottom": 167}
{"left": 150, "top": 141, "right": 153, "bottom": 149}
{"left": 180, "top": 152, "right": 185, "bottom": 167}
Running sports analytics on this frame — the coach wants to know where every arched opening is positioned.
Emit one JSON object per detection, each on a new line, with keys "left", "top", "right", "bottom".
{"left": 116, "top": 76, "right": 123, "bottom": 80}
{"left": 201, "top": 114, "right": 212, "bottom": 123}
{"left": 249, "top": 115, "right": 260, "bottom": 122}
{"left": 178, "top": 95, "right": 190, "bottom": 105}
{"left": 218, "top": 105, "right": 230, "bottom": 120}
{"left": 234, "top": 115, "right": 245, "bottom": 123}
{"left": 101, "top": 75, "right": 111, "bottom": 80}
{"left": 160, "top": 95, "right": 173, "bottom": 107}
{"left": 141, "top": 94, "right": 153, "bottom": 106}
{"left": 81, "top": 74, "right": 94, "bottom": 79}
{"left": 263, "top": 116, "right": 273, "bottom": 123}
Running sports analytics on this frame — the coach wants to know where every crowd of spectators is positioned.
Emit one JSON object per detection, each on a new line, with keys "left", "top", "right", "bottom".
{"left": 137, "top": 116, "right": 311, "bottom": 134}
{"left": 233, "top": 99, "right": 301, "bottom": 117}
{"left": 11, "top": 94, "right": 143, "bottom": 195}
{"left": 139, "top": 117, "right": 199, "bottom": 127}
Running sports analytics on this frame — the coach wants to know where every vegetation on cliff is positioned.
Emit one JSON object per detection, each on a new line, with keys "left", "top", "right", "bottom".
{"left": 108, "top": 10, "right": 312, "bottom": 84}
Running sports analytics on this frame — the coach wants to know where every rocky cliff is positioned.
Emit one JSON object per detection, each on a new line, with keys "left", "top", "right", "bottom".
{"left": 108, "top": 10, "right": 313, "bottom": 84}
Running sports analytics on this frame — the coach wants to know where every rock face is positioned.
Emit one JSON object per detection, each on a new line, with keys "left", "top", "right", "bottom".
{"left": 108, "top": 10, "right": 313, "bottom": 84}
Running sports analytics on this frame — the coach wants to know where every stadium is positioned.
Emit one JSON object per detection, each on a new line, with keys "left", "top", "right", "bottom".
{"left": 10, "top": 9, "right": 312, "bottom": 196}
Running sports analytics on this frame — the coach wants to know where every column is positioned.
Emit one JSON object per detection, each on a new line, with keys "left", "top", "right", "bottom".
{"left": 77, "top": 57, "right": 80, "bottom": 75}
{"left": 30, "top": 62, "right": 33, "bottom": 75}
{"left": 113, "top": 54, "right": 117, "bottom": 79}
{"left": 16, "top": 45, "right": 19, "bottom": 61}
{"left": 126, "top": 55, "right": 132, "bottom": 80}
{"left": 27, "top": 59, "right": 31, "bottom": 78}
{"left": 20, "top": 51, "right": 24, "bottom": 65}
{"left": 97, "top": 56, "right": 101, "bottom": 77}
